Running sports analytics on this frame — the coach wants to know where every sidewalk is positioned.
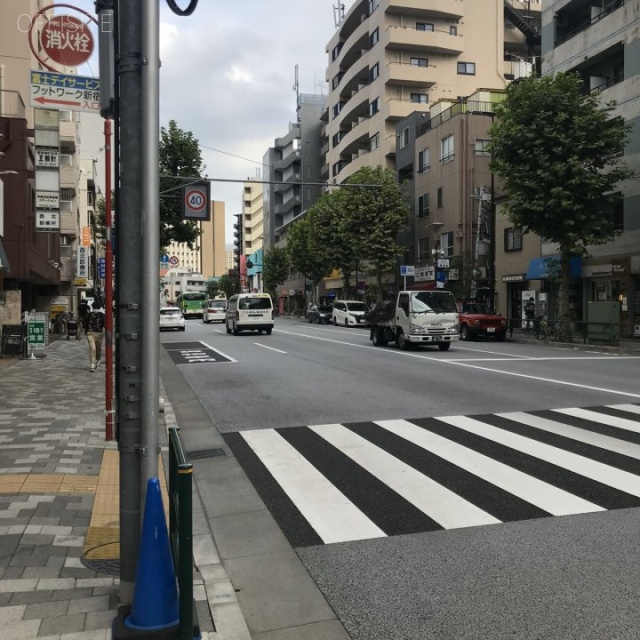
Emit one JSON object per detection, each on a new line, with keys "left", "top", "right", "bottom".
{"left": 0, "top": 340, "right": 225, "bottom": 640}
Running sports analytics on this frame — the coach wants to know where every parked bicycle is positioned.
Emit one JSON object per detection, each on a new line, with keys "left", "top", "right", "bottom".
{"left": 534, "top": 316, "right": 556, "bottom": 340}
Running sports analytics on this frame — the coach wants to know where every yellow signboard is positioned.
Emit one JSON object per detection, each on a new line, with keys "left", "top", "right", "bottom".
{"left": 74, "top": 277, "right": 88, "bottom": 287}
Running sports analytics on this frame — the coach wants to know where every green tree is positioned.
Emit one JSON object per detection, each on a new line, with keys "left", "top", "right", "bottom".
{"left": 262, "top": 247, "right": 289, "bottom": 300}
{"left": 286, "top": 217, "right": 333, "bottom": 303}
{"left": 159, "top": 120, "right": 205, "bottom": 249}
{"left": 209, "top": 274, "right": 239, "bottom": 299}
{"left": 489, "top": 73, "right": 632, "bottom": 335}
{"left": 341, "top": 166, "right": 409, "bottom": 301}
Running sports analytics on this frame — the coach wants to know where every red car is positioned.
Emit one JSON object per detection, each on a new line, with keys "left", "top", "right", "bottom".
{"left": 458, "top": 302, "right": 507, "bottom": 341}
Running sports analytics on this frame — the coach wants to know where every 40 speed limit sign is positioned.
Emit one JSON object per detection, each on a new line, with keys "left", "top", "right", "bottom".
{"left": 181, "top": 181, "right": 211, "bottom": 221}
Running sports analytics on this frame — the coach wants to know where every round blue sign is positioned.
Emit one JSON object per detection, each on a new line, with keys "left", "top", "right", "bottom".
{"left": 160, "top": 253, "right": 170, "bottom": 264}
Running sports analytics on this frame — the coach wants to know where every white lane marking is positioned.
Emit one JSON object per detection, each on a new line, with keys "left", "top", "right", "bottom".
{"left": 498, "top": 411, "right": 640, "bottom": 460}
{"left": 437, "top": 415, "right": 640, "bottom": 498}
{"left": 199, "top": 340, "right": 238, "bottom": 363}
{"left": 608, "top": 404, "right": 640, "bottom": 416}
{"left": 254, "top": 343, "right": 287, "bottom": 354}
{"left": 241, "top": 429, "right": 385, "bottom": 544}
{"left": 376, "top": 419, "right": 601, "bottom": 517}
{"left": 274, "top": 329, "right": 640, "bottom": 399}
{"left": 310, "top": 424, "right": 499, "bottom": 529}
{"left": 553, "top": 407, "right": 640, "bottom": 434}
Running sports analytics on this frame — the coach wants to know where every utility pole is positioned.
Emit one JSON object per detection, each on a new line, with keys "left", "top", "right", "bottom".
{"left": 115, "top": 0, "right": 143, "bottom": 604}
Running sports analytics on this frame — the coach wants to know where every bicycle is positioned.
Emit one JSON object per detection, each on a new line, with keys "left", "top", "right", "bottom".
{"left": 534, "top": 316, "right": 555, "bottom": 340}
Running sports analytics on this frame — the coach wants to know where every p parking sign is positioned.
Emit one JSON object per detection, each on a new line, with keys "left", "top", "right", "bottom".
{"left": 181, "top": 182, "right": 210, "bottom": 221}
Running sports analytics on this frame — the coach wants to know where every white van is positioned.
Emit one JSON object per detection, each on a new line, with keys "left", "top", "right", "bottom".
{"left": 332, "top": 300, "right": 369, "bottom": 327}
{"left": 226, "top": 293, "right": 274, "bottom": 335}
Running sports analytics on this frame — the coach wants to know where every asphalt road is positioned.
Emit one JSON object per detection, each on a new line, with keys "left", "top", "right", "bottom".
{"left": 161, "top": 317, "right": 640, "bottom": 639}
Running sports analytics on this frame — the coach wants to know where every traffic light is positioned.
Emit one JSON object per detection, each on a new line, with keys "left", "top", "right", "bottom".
{"left": 233, "top": 215, "right": 243, "bottom": 275}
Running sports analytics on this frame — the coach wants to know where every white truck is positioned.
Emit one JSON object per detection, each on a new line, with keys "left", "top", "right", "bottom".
{"left": 368, "top": 290, "right": 459, "bottom": 351}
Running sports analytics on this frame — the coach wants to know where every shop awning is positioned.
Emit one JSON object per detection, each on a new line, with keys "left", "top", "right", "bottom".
{"left": 525, "top": 256, "right": 581, "bottom": 280}
{"left": 0, "top": 238, "right": 10, "bottom": 273}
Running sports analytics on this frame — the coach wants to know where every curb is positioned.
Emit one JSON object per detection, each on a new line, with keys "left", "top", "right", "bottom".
{"left": 160, "top": 386, "right": 253, "bottom": 640}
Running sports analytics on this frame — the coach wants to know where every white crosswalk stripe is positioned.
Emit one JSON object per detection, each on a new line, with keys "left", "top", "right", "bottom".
{"left": 231, "top": 404, "right": 640, "bottom": 547}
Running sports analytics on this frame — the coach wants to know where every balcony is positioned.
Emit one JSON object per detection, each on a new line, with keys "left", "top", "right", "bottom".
{"left": 60, "top": 210, "right": 77, "bottom": 236}
{"left": 386, "top": 97, "right": 430, "bottom": 121}
{"left": 59, "top": 162, "right": 76, "bottom": 188}
{"left": 0, "top": 90, "right": 26, "bottom": 119}
{"left": 385, "top": 0, "right": 464, "bottom": 20}
{"left": 274, "top": 148, "right": 300, "bottom": 170}
{"left": 385, "top": 61, "right": 437, "bottom": 88}
{"left": 386, "top": 25, "right": 464, "bottom": 55}
{"left": 59, "top": 119, "right": 77, "bottom": 152}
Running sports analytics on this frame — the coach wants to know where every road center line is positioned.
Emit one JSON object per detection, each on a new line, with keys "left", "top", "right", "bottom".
{"left": 254, "top": 343, "right": 287, "bottom": 354}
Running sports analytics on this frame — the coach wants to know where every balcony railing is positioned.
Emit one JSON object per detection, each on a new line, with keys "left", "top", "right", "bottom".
{"left": 0, "top": 90, "right": 26, "bottom": 119}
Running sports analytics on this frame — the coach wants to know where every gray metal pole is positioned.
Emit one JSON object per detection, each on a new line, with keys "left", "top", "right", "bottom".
{"left": 141, "top": 0, "right": 160, "bottom": 488}
{"left": 116, "top": 0, "right": 143, "bottom": 605}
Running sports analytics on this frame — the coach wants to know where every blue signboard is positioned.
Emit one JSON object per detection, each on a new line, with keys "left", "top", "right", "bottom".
{"left": 98, "top": 258, "right": 106, "bottom": 279}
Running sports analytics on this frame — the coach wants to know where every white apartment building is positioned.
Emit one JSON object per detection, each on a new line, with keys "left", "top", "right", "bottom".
{"left": 324, "top": 0, "right": 541, "bottom": 183}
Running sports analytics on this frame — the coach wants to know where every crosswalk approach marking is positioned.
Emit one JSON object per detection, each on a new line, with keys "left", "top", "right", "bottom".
{"left": 374, "top": 418, "right": 603, "bottom": 517}
{"left": 309, "top": 423, "right": 500, "bottom": 529}
{"left": 240, "top": 429, "right": 385, "bottom": 544}
{"left": 553, "top": 407, "right": 640, "bottom": 434}
{"left": 436, "top": 414, "right": 640, "bottom": 498}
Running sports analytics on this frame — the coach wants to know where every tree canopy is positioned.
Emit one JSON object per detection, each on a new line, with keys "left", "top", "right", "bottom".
{"left": 159, "top": 120, "right": 205, "bottom": 249}
{"left": 489, "top": 72, "right": 632, "bottom": 328}
{"left": 262, "top": 246, "right": 289, "bottom": 300}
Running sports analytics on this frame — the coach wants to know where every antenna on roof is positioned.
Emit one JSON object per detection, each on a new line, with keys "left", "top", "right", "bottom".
{"left": 293, "top": 64, "right": 300, "bottom": 122}
{"left": 333, "top": 2, "right": 345, "bottom": 28}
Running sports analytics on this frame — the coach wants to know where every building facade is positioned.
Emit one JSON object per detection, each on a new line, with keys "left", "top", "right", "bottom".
{"left": 324, "top": 0, "right": 541, "bottom": 185}
{"left": 541, "top": 0, "right": 640, "bottom": 336}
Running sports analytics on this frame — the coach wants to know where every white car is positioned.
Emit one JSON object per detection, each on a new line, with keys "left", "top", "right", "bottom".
{"left": 332, "top": 300, "right": 369, "bottom": 327}
{"left": 202, "top": 299, "right": 227, "bottom": 323}
{"left": 159, "top": 307, "right": 185, "bottom": 331}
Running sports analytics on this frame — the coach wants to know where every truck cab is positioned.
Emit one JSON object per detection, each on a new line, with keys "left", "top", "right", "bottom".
{"left": 369, "top": 290, "right": 459, "bottom": 351}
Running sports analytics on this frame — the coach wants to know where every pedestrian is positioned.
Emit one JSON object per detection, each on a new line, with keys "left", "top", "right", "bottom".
{"left": 84, "top": 302, "right": 105, "bottom": 372}
{"left": 66, "top": 312, "right": 78, "bottom": 340}
{"left": 61, "top": 309, "right": 70, "bottom": 335}
{"left": 77, "top": 299, "right": 89, "bottom": 340}
{"left": 524, "top": 297, "right": 536, "bottom": 332}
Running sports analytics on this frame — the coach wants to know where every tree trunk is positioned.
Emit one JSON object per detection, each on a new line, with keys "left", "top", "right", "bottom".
{"left": 557, "top": 251, "right": 574, "bottom": 342}
{"left": 376, "top": 271, "right": 384, "bottom": 303}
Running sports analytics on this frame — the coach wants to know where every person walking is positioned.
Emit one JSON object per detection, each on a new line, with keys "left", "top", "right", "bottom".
{"left": 524, "top": 297, "right": 536, "bottom": 332}
{"left": 77, "top": 299, "right": 89, "bottom": 340}
{"left": 84, "top": 302, "right": 105, "bottom": 372}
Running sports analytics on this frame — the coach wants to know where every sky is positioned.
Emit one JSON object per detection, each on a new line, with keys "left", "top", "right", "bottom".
{"left": 71, "top": 0, "right": 355, "bottom": 243}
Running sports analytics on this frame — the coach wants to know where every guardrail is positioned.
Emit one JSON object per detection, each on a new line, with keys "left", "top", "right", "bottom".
{"left": 168, "top": 426, "right": 198, "bottom": 640}
{"left": 507, "top": 317, "right": 622, "bottom": 345}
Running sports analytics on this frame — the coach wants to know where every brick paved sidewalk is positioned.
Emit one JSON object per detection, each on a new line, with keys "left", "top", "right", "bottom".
{"left": 0, "top": 340, "right": 216, "bottom": 640}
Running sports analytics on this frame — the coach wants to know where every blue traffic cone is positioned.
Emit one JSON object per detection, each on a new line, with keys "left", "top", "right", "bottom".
{"left": 125, "top": 478, "right": 179, "bottom": 631}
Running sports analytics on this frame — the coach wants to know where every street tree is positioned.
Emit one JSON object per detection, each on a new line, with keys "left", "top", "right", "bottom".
{"left": 286, "top": 216, "right": 333, "bottom": 303}
{"left": 489, "top": 72, "right": 632, "bottom": 335}
{"left": 159, "top": 120, "right": 205, "bottom": 249}
{"left": 341, "top": 166, "right": 409, "bottom": 302}
{"left": 209, "top": 274, "right": 239, "bottom": 300}
{"left": 262, "top": 246, "right": 289, "bottom": 301}
{"left": 307, "top": 189, "right": 358, "bottom": 297}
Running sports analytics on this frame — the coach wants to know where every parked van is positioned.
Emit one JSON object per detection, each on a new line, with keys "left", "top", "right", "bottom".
{"left": 226, "top": 293, "right": 274, "bottom": 335}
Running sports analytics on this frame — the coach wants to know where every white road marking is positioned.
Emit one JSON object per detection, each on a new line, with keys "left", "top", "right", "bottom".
{"left": 552, "top": 407, "right": 640, "bottom": 434}
{"left": 310, "top": 423, "right": 500, "bottom": 529}
{"left": 498, "top": 411, "right": 640, "bottom": 460}
{"left": 199, "top": 340, "right": 238, "bottom": 362}
{"left": 254, "top": 343, "right": 287, "bottom": 354}
{"left": 241, "top": 429, "right": 385, "bottom": 544}
{"left": 437, "top": 415, "right": 640, "bottom": 498}
{"left": 376, "top": 418, "right": 602, "bottom": 517}
{"left": 608, "top": 404, "right": 640, "bottom": 416}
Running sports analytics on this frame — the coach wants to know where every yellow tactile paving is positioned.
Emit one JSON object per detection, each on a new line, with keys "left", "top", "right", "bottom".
{"left": 0, "top": 474, "right": 98, "bottom": 495}
{"left": 83, "top": 450, "right": 169, "bottom": 561}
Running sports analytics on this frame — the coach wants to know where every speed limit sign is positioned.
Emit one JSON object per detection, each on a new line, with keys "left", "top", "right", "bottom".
{"left": 181, "top": 181, "right": 210, "bottom": 220}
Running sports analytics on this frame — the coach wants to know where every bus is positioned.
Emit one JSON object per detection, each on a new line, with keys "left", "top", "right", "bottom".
{"left": 176, "top": 291, "right": 207, "bottom": 319}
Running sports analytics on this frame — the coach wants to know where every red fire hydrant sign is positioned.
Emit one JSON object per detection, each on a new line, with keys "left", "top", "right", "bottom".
{"left": 40, "top": 15, "right": 94, "bottom": 67}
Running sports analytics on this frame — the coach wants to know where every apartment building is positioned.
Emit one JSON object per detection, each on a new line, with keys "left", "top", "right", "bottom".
{"left": 242, "top": 179, "right": 264, "bottom": 291}
{"left": 324, "top": 0, "right": 541, "bottom": 184}
{"left": 542, "top": 0, "right": 640, "bottom": 336}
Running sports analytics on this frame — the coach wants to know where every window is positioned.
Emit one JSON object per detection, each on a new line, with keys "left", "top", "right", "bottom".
{"left": 370, "top": 28, "right": 379, "bottom": 46}
{"left": 368, "top": 0, "right": 379, "bottom": 13}
{"left": 368, "top": 97, "right": 380, "bottom": 116}
{"left": 416, "top": 22, "right": 434, "bottom": 32}
{"left": 474, "top": 139, "right": 491, "bottom": 156}
{"left": 504, "top": 227, "right": 523, "bottom": 251}
{"left": 398, "top": 127, "right": 410, "bottom": 149}
{"left": 418, "top": 237, "right": 430, "bottom": 261}
{"left": 449, "top": 25, "right": 458, "bottom": 36}
{"left": 417, "top": 193, "right": 430, "bottom": 218}
{"left": 440, "top": 135, "right": 454, "bottom": 163}
{"left": 417, "top": 148, "right": 430, "bottom": 173}
{"left": 457, "top": 62, "right": 476, "bottom": 75}
{"left": 331, "top": 73, "right": 343, "bottom": 90}
{"left": 441, "top": 231, "right": 454, "bottom": 257}
{"left": 437, "top": 188, "right": 443, "bottom": 208}
{"left": 410, "top": 93, "right": 428, "bottom": 104}
{"left": 332, "top": 101, "right": 345, "bottom": 119}
{"left": 332, "top": 43, "right": 343, "bottom": 61}
{"left": 369, "top": 63, "right": 379, "bottom": 81}
{"left": 369, "top": 133, "right": 380, "bottom": 151}
{"left": 410, "top": 57, "right": 428, "bottom": 67}
{"left": 332, "top": 162, "right": 343, "bottom": 177}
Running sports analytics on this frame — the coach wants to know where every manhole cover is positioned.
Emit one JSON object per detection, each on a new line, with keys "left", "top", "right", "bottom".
{"left": 187, "top": 448, "right": 227, "bottom": 460}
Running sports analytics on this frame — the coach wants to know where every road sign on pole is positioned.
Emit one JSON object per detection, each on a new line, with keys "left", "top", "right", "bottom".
{"left": 40, "top": 15, "right": 94, "bottom": 67}
{"left": 30, "top": 71, "right": 100, "bottom": 114}
{"left": 181, "top": 182, "right": 210, "bottom": 221}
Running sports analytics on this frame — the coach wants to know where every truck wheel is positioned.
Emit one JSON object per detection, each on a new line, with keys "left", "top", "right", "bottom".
{"left": 460, "top": 325, "right": 472, "bottom": 341}
{"left": 226, "top": 322, "right": 231, "bottom": 334}
{"left": 397, "top": 331, "right": 410, "bottom": 351}
{"left": 438, "top": 342, "right": 451, "bottom": 351}
{"left": 372, "top": 327, "right": 388, "bottom": 347}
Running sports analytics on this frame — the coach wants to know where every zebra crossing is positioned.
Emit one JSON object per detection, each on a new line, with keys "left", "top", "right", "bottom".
{"left": 222, "top": 403, "right": 640, "bottom": 548}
